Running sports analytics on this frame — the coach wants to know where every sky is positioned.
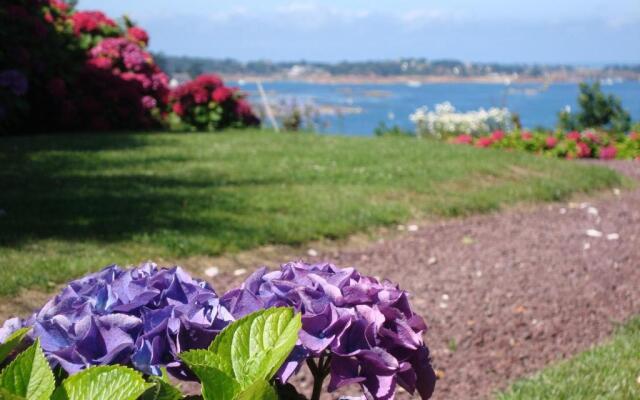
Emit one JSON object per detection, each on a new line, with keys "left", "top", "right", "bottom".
{"left": 78, "top": 0, "right": 640, "bottom": 64}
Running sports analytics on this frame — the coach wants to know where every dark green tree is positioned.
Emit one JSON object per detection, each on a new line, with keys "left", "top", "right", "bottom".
{"left": 558, "top": 82, "right": 631, "bottom": 132}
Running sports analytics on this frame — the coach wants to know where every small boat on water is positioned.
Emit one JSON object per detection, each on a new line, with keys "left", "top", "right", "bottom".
{"left": 505, "top": 81, "right": 550, "bottom": 96}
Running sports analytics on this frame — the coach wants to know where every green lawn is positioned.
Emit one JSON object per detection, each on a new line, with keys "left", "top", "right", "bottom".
{"left": 498, "top": 317, "right": 640, "bottom": 400}
{"left": 0, "top": 130, "right": 623, "bottom": 297}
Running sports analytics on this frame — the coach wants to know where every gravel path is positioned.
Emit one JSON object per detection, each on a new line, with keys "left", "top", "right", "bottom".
{"left": 327, "top": 160, "right": 640, "bottom": 399}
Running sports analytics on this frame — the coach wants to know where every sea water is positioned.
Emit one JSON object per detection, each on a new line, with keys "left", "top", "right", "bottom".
{"left": 238, "top": 80, "right": 640, "bottom": 136}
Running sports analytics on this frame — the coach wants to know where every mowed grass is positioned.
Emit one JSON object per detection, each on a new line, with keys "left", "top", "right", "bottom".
{"left": 498, "top": 317, "right": 640, "bottom": 400}
{"left": 0, "top": 130, "right": 622, "bottom": 297}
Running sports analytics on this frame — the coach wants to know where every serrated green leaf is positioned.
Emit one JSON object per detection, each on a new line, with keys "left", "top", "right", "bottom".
{"left": 0, "top": 340, "right": 54, "bottom": 400}
{"left": 0, "top": 328, "right": 29, "bottom": 364}
{"left": 234, "top": 380, "right": 277, "bottom": 400}
{"left": 0, "top": 387, "right": 26, "bottom": 400}
{"left": 208, "top": 307, "right": 302, "bottom": 388}
{"left": 180, "top": 349, "right": 229, "bottom": 375}
{"left": 140, "top": 375, "right": 183, "bottom": 400}
{"left": 51, "top": 365, "right": 153, "bottom": 400}
{"left": 189, "top": 365, "right": 239, "bottom": 400}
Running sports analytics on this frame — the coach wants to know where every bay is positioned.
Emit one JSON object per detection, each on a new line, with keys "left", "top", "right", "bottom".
{"left": 238, "top": 81, "right": 640, "bottom": 136}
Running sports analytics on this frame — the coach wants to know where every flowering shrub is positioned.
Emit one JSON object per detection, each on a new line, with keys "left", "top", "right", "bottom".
{"left": 168, "top": 74, "right": 260, "bottom": 132}
{"left": 410, "top": 102, "right": 513, "bottom": 138}
{"left": 221, "top": 261, "right": 436, "bottom": 400}
{"left": 0, "top": 1, "right": 259, "bottom": 134}
{"left": 71, "top": 10, "right": 119, "bottom": 39}
{"left": 0, "top": 262, "right": 435, "bottom": 400}
{"left": 0, "top": 0, "right": 170, "bottom": 133}
{"left": 0, "top": 0, "right": 79, "bottom": 132}
{"left": 449, "top": 130, "right": 640, "bottom": 161}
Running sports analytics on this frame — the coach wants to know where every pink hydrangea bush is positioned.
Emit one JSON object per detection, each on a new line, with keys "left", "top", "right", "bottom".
{"left": 0, "top": 0, "right": 169, "bottom": 133}
{"left": 168, "top": 74, "right": 260, "bottom": 132}
{"left": 1, "top": 1, "right": 260, "bottom": 134}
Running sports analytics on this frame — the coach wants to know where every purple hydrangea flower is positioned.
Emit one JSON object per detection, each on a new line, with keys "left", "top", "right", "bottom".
{"left": 0, "top": 69, "right": 29, "bottom": 96}
{"left": 0, "top": 317, "right": 23, "bottom": 343}
{"left": 25, "top": 263, "right": 233, "bottom": 377}
{"left": 221, "top": 262, "right": 436, "bottom": 400}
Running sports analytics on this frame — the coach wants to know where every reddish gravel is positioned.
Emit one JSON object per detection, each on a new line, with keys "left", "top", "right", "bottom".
{"left": 330, "top": 160, "right": 640, "bottom": 399}
{"left": 206, "top": 161, "right": 640, "bottom": 399}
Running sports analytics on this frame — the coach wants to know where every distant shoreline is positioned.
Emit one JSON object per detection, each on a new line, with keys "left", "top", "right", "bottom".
{"left": 220, "top": 73, "right": 639, "bottom": 85}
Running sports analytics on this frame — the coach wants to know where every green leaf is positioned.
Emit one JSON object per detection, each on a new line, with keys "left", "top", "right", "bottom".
{"left": 180, "top": 350, "right": 227, "bottom": 371}
{"left": 0, "top": 328, "right": 29, "bottom": 364}
{"left": 140, "top": 373, "right": 183, "bottom": 400}
{"left": 234, "top": 380, "right": 277, "bottom": 400}
{"left": 190, "top": 365, "right": 239, "bottom": 400}
{"left": 51, "top": 365, "right": 153, "bottom": 400}
{"left": 208, "top": 307, "right": 302, "bottom": 388}
{"left": 0, "top": 340, "right": 54, "bottom": 400}
{"left": 0, "top": 387, "right": 26, "bottom": 400}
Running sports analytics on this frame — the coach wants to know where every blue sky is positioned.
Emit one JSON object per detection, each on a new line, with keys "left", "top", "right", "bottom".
{"left": 78, "top": 0, "right": 640, "bottom": 64}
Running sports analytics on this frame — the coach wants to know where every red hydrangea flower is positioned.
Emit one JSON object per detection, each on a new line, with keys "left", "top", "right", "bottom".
{"left": 576, "top": 142, "right": 591, "bottom": 158}
{"left": 90, "top": 38, "right": 152, "bottom": 72}
{"left": 491, "top": 130, "right": 505, "bottom": 141}
{"left": 212, "top": 86, "right": 233, "bottom": 103}
{"left": 193, "top": 88, "right": 209, "bottom": 104}
{"left": 71, "top": 11, "right": 117, "bottom": 36}
{"left": 598, "top": 145, "right": 617, "bottom": 160}
{"left": 44, "top": 11, "right": 55, "bottom": 24}
{"left": 87, "top": 57, "right": 113, "bottom": 69}
{"left": 127, "top": 26, "right": 149, "bottom": 46}
{"left": 583, "top": 131, "right": 600, "bottom": 143}
{"left": 172, "top": 102, "right": 185, "bottom": 116}
{"left": 475, "top": 137, "right": 493, "bottom": 148}
{"left": 566, "top": 131, "right": 581, "bottom": 141}
{"left": 630, "top": 132, "right": 639, "bottom": 141}
{"left": 521, "top": 131, "right": 533, "bottom": 141}
{"left": 453, "top": 134, "right": 473, "bottom": 145}
{"left": 194, "top": 74, "right": 223, "bottom": 89}
{"left": 545, "top": 136, "right": 558, "bottom": 149}
{"left": 50, "top": 0, "right": 70, "bottom": 12}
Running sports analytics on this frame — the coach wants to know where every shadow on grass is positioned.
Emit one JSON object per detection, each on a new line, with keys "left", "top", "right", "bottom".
{"left": 0, "top": 134, "right": 281, "bottom": 250}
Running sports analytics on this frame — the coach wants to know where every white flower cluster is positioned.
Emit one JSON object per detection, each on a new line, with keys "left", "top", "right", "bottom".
{"left": 410, "top": 102, "right": 513, "bottom": 138}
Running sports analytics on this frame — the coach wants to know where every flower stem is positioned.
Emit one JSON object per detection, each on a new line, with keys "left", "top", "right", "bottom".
{"left": 308, "top": 355, "right": 331, "bottom": 400}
